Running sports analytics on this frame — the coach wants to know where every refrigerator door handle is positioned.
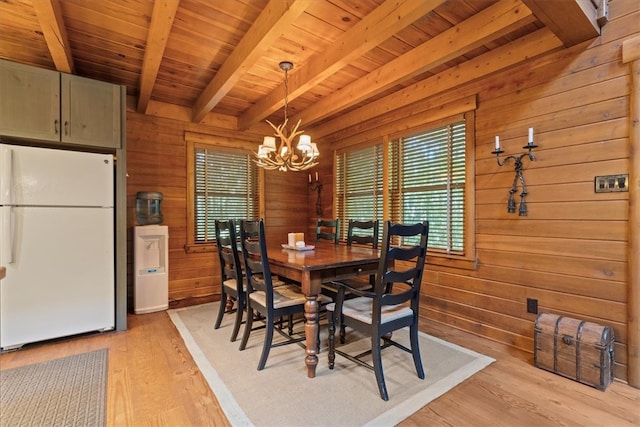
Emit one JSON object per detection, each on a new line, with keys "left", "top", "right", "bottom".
{"left": 0, "top": 145, "right": 13, "bottom": 204}
{"left": 1, "top": 206, "right": 14, "bottom": 264}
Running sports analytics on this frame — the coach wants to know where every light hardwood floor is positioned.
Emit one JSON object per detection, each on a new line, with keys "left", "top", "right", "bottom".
{"left": 1, "top": 305, "right": 638, "bottom": 426}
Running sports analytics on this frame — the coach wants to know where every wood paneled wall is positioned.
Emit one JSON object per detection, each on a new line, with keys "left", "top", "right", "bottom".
{"left": 125, "top": 0, "right": 637, "bottom": 381}
{"left": 428, "top": 0, "right": 635, "bottom": 381}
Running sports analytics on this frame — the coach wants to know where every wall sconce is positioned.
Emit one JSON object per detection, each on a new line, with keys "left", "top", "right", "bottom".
{"left": 308, "top": 172, "right": 323, "bottom": 216}
{"left": 492, "top": 128, "right": 538, "bottom": 216}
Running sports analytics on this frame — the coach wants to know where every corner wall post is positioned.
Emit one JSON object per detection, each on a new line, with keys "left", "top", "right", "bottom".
{"left": 622, "top": 35, "right": 640, "bottom": 389}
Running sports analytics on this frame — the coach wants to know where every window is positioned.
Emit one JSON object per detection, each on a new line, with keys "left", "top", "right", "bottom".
{"left": 335, "top": 113, "right": 474, "bottom": 263}
{"left": 335, "top": 144, "right": 384, "bottom": 239}
{"left": 389, "top": 120, "right": 466, "bottom": 253}
{"left": 189, "top": 143, "right": 259, "bottom": 245}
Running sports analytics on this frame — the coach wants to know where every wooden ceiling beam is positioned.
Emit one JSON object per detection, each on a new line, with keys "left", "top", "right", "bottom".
{"left": 315, "top": 27, "right": 563, "bottom": 140}
{"left": 521, "top": 0, "right": 600, "bottom": 47}
{"left": 293, "top": 0, "right": 535, "bottom": 128}
{"left": 137, "top": 0, "right": 180, "bottom": 114}
{"left": 237, "top": 0, "right": 446, "bottom": 131}
{"left": 32, "top": 0, "right": 74, "bottom": 74}
{"left": 191, "top": 0, "right": 310, "bottom": 123}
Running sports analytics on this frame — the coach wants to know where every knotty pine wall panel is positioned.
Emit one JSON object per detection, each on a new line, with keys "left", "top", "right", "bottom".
{"left": 328, "top": 0, "right": 637, "bottom": 381}
{"left": 263, "top": 169, "right": 309, "bottom": 245}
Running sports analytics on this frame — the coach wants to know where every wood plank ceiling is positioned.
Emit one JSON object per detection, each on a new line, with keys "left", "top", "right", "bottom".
{"left": 0, "top": 0, "right": 603, "bottom": 139}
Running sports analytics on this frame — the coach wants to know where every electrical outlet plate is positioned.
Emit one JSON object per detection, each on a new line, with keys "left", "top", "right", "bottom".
{"left": 594, "top": 174, "right": 629, "bottom": 193}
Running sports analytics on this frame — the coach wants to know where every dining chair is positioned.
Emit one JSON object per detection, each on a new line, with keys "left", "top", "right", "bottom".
{"left": 213, "top": 219, "right": 246, "bottom": 342}
{"left": 327, "top": 220, "right": 429, "bottom": 401}
{"left": 239, "top": 219, "right": 331, "bottom": 370}
{"left": 315, "top": 218, "right": 340, "bottom": 244}
{"left": 322, "top": 219, "right": 379, "bottom": 300}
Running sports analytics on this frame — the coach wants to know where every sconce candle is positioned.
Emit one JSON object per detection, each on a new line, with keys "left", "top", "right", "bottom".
{"left": 528, "top": 127, "right": 534, "bottom": 145}
{"left": 495, "top": 136, "right": 500, "bottom": 150}
{"left": 315, "top": 171, "right": 319, "bottom": 181}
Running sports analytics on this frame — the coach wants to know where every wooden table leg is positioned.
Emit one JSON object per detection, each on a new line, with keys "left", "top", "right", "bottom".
{"left": 304, "top": 294, "right": 319, "bottom": 378}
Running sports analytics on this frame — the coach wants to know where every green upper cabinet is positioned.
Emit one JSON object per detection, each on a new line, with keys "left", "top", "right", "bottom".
{"left": 0, "top": 59, "right": 122, "bottom": 149}
{"left": 60, "top": 73, "right": 121, "bottom": 148}
{"left": 0, "top": 60, "right": 60, "bottom": 141}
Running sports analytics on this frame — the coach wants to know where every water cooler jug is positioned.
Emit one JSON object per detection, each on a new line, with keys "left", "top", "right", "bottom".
{"left": 136, "top": 191, "right": 163, "bottom": 225}
{"left": 134, "top": 225, "right": 169, "bottom": 314}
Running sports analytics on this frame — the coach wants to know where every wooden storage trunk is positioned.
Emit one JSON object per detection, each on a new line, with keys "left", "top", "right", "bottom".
{"left": 534, "top": 312, "right": 614, "bottom": 390}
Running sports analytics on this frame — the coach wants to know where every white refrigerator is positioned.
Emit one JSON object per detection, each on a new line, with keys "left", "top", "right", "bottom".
{"left": 0, "top": 143, "right": 115, "bottom": 350}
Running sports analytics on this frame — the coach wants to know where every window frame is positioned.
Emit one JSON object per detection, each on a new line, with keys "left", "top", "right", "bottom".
{"left": 185, "top": 135, "right": 262, "bottom": 253}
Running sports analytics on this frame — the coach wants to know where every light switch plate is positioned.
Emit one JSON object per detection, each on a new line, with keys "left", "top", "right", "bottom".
{"left": 595, "top": 174, "right": 628, "bottom": 193}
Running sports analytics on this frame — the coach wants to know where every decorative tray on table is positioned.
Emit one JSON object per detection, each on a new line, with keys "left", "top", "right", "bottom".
{"left": 281, "top": 244, "right": 315, "bottom": 251}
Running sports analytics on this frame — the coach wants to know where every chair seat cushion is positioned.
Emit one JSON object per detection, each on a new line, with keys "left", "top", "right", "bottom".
{"left": 250, "top": 284, "right": 306, "bottom": 309}
{"left": 252, "top": 274, "right": 286, "bottom": 288}
{"left": 326, "top": 297, "right": 412, "bottom": 325}
{"left": 223, "top": 278, "right": 245, "bottom": 292}
{"left": 250, "top": 285, "right": 332, "bottom": 309}
{"left": 273, "top": 279, "right": 286, "bottom": 287}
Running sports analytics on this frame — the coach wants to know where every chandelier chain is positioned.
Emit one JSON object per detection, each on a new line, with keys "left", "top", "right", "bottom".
{"left": 283, "top": 67, "right": 289, "bottom": 123}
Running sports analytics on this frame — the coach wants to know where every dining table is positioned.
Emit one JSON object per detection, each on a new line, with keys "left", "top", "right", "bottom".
{"left": 266, "top": 241, "right": 381, "bottom": 378}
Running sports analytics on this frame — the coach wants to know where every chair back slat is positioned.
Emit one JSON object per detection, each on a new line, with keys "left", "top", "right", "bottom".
{"left": 347, "top": 219, "right": 379, "bottom": 249}
{"left": 380, "top": 287, "right": 414, "bottom": 306}
{"left": 386, "top": 244, "right": 422, "bottom": 262}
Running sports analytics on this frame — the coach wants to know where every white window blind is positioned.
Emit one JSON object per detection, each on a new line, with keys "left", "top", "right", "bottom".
{"left": 194, "top": 147, "right": 258, "bottom": 243}
{"left": 335, "top": 144, "right": 384, "bottom": 239}
{"left": 390, "top": 120, "right": 466, "bottom": 252}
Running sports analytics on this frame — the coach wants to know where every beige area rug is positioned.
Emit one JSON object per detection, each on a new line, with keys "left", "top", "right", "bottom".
{"left": 169, "top": 303, "right": 494, "bottom": 427}
{"left": 0, "top": 348, "right": 108, "bottom": 427}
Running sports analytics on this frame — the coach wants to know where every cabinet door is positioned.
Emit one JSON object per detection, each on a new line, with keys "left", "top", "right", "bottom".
{"left": 0, "top": 60, "right": 60, "bottom": 141}
{"left": 61, "top": 74, "right": 121, "bottom": 148}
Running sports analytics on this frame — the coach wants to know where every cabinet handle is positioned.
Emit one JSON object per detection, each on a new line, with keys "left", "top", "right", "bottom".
{"left": 64, "top": 120, "right": 69, "bottom": 135}
{"left": 54, "top": 119, "right": 59, "bottom": 134}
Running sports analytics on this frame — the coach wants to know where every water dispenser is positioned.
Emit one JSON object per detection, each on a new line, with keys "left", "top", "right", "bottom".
{"left": 136, "top": 191, "right": 163, "bottom": 225}
{"left": 133, "top": 225, "right": 169, "bottom": 314}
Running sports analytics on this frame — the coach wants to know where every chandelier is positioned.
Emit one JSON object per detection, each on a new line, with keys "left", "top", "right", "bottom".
{"left": 254, "top": 61, "right": 319, "bottom": 171}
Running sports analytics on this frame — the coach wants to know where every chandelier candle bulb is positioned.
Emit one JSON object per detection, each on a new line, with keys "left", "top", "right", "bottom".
{"left": 264, "top": 136, "right": 276, "bottom": 149}
{"left": 315, "top": 172, "right": 318, "bottom": 181}
{"left": 298, "top": 134, "right": 311, "bottom": 150}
